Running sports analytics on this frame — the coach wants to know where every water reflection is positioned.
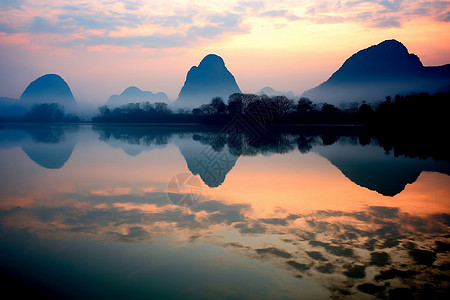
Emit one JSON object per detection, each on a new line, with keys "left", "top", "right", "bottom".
{"left": 1, "top": 187, "right": 449, "bottom": 298}
{"left": 22, "top": 126, "right": 77, "bottom": 169}
{"left": 0, "top": 125, "right": 77, "bottom": 169}
{"left": 94, "top": 125, "right": 169, "bottom": 156}
{"left": 316, "top": 142, "right": 450, "bottom": 196}
{"left": 0, "top": 124, "right": 449, "bottom": 299}
{"left": 3, "top": 124, "right": 448, "bottom": 195}
{"left": 92, "top": 125, "right": 450, "bottom": 196}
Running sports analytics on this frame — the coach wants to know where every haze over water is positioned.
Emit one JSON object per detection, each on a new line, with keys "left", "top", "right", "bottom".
{"left": 0, "top": 124, "right": 449, "bottom": 299}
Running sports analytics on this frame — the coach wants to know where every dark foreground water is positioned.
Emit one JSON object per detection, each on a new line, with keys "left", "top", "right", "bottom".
{"left": 0, "top": 124, "right": 449, "bottom": 299}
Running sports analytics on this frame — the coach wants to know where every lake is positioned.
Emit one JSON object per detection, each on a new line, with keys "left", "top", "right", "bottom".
{"left": 0, "top": 124, "right": 449, "bottom": 299}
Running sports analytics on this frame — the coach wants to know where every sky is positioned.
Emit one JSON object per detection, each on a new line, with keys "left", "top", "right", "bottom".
{"left": 0, "top": 0, "right": 449, "bottom": 105}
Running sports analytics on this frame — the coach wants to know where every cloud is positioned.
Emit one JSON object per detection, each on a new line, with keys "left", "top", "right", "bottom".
{"left": 0, "top": 0, "right": 449, "bottom": 52}
{"left": 28, "top": 16, "right": 74, "bottom": 34}
{"left": 121, "top": 0, "right": 143, "bottom": 11}
{"left": 57, "top": 10, "right": 141, "bottom": 31}
{"left": 260, "top": 10, "right": 301, "bottom": 21}
{"left": 60, "top": 33, "right": 188, "bottom": 49}
{"left": 208, "top": 12, "right": 242, "bottom": 27}
{"left": 234, "top": 1, "right": 265, "bottom": 12}
{"left": 0, "top": 0, "right": 24, "bottom": 9}
{"left": 379, "top": 0, "right": 403, "bottom": 11}
{"left": 372, "top": 16, "right": 401, "bottom": 27}
{"left": 437, "top": 11, "right": 450, "bottom": 22}
{"left": 0, "top": 22, "right": 18, "bottom": 34}
{"left": 149, "top": 14, "right": 195, "bottom": 27}
{"left": 61, "top": 5, "right": 84, "bottom": 11}
{"left": 107, "top": 226, "right": 151, "bottom": 243}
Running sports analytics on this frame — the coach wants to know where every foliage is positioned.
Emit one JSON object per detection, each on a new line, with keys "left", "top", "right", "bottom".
{"left": 93, "top": 101, "right": 173, "bottom": 122}
{"left": 91, "top": 92, "right": 450, "bottom": 129}
{"left": 22, "top": 103, "right": 79, "bottom": 122}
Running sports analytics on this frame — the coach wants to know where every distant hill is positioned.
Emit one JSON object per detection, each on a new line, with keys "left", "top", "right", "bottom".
{"left": 20, "top": 74, "right": 77, "bottom": 110}
{"left": 257, "top": 87, "right": 295, "bottom": 99}
{"left": 302, "top": 39, "right": 450, "bottom": 104}
{"left": 176, "top": 54, "right": 241, "bottom": 107}
{"left": 0, "top": 97, "right": 27, "bottom": 117}
{"left": 106, "top": 86, "right": 169, "bottom": 108}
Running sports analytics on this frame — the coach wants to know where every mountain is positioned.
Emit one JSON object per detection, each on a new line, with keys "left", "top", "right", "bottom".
{"left": 20, "top": 74, "right": 77, "bottom": 110}
{"left": 176, "top": 54, "right": 241, "bottom": 107}
{"left": 302, "top": 39, "right": 450, "bottom": 104}
{"left": 0, "top": 97, "right": 27, "bottom": 117}
{"left": 106, "top": 86, "right": 169, "bottom": 108}
{"left": 257, "top": 87, "right": 295, "bottom": 99}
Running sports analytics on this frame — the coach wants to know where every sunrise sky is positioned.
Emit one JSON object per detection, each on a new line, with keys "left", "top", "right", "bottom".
{"left": 1, "top": 0, "right": 449, "bottom": 105}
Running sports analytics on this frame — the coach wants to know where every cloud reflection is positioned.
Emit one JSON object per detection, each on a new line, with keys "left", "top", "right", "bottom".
{"left": 1, "top": 180, "right": 449, "bottom": 298}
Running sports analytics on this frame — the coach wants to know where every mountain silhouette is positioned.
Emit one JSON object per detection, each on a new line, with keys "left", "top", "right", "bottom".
{"left": 257, "top": 87, "right": 295, "bottom": 99}
{"left": 20, "top": 74, "right": 77, "bottom": 110}
{"left": 106, "top": 86, "right": 169, "bottom": 108}
{"left": 303, "top": 39, "right": 450, "bottom": 104}
{"left": 176, "top": 54, "right": 241, "bottom": 107}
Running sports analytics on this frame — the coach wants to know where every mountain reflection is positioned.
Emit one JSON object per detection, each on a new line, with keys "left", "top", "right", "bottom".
{"left": 93, "top": 126, "right": 450, "bottom": 195}
{"left": 21, "top": 126, "right": 78, "bottom": 169}
{"left": 94, "top": 125, "right": 170, "bottom": 156}
{"left": 0, "top": 125, "right": 78, "bottom": 169}
{"left": 1, "top": 124, "right": 449, "bottom": 299}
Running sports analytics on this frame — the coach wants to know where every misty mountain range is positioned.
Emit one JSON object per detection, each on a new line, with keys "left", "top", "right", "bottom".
{"left": 303, "top": 39, "right": 450, "bottom": 104}
{"left": 257, "top": 87, "right": 296, "bottom": 99}
{"left": 106, "top": 86, "right": 169, "bottom": 108}
{"left": 1, "top": 39, "right": 449, "bottom": 117}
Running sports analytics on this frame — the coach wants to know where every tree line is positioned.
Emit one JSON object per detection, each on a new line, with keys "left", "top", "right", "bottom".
{"left": 3, "top": 91, "right": 447, "bottom": 126}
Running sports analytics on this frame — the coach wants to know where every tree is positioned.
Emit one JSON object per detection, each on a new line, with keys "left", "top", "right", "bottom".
{"left": 321, "top": 103, "right": 339, "bottom": 114}
{"left": 141, "top": 102, "right": 155, "bottom": 112}
{"left": 241, "top": 94, "right": 261, "bottom": 112}
{"left": 358, "top": 103, "right": 375, "bottom": 124}
{"left": 270, "top": 95, "right": 294, "bottom": 115}
{"left": 199, "top": 104, "right": 216, "bottom": 115}
{"left": 210, "top": 97, "right": 227, "bottom": 114}
{"left": 25, "top": 103, "right": 65, "bottom": 122}
{"left": 297, "top": 97, "right": 313, "bottom": 114}
{"left": 154, "top": 102, "right": 172, "bottom": 114}
{"left": 228, "top": 93, "right": 244, "bottom": 114}
{"left": 98, "top": 105, "right": 111, "bottom": 117}
{"left": 23, "top": 103, "right": 79, "bottom": 122}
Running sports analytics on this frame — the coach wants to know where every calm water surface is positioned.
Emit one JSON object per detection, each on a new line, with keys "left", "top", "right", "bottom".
{"left": 0, "top": 124, "right": 449, "bottom": 299}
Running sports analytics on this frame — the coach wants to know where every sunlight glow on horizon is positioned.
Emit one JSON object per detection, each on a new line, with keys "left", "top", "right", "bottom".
{"left": 0, "top": 0, "right": 449, "bottom": 103}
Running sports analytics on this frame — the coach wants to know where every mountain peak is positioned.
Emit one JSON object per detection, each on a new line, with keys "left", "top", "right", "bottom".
{"left": 176, "top": 54, "right": 241, "bottom": 107}
{"left": 198, "top": 54, "right": 225, "bottom": 68}
{"left": 257, "top": 87, "right": 295, "bottom": 98}
{"left": 378, "top": 39, "right": 406, "bottom": 49}
{"left": 121, "top": 86, "right": 143, "bottom": 97}
{"left": 335, "top": 39, "right": 423, "bottom": 81}
{"left": 302, "top": 39, "right": 450, "bottom": 104}
{"left": 20, "top": 74, "right": 77, "bottom": 109}
{"left": 106, "top": 86, "right": 169, "bottom": 108}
